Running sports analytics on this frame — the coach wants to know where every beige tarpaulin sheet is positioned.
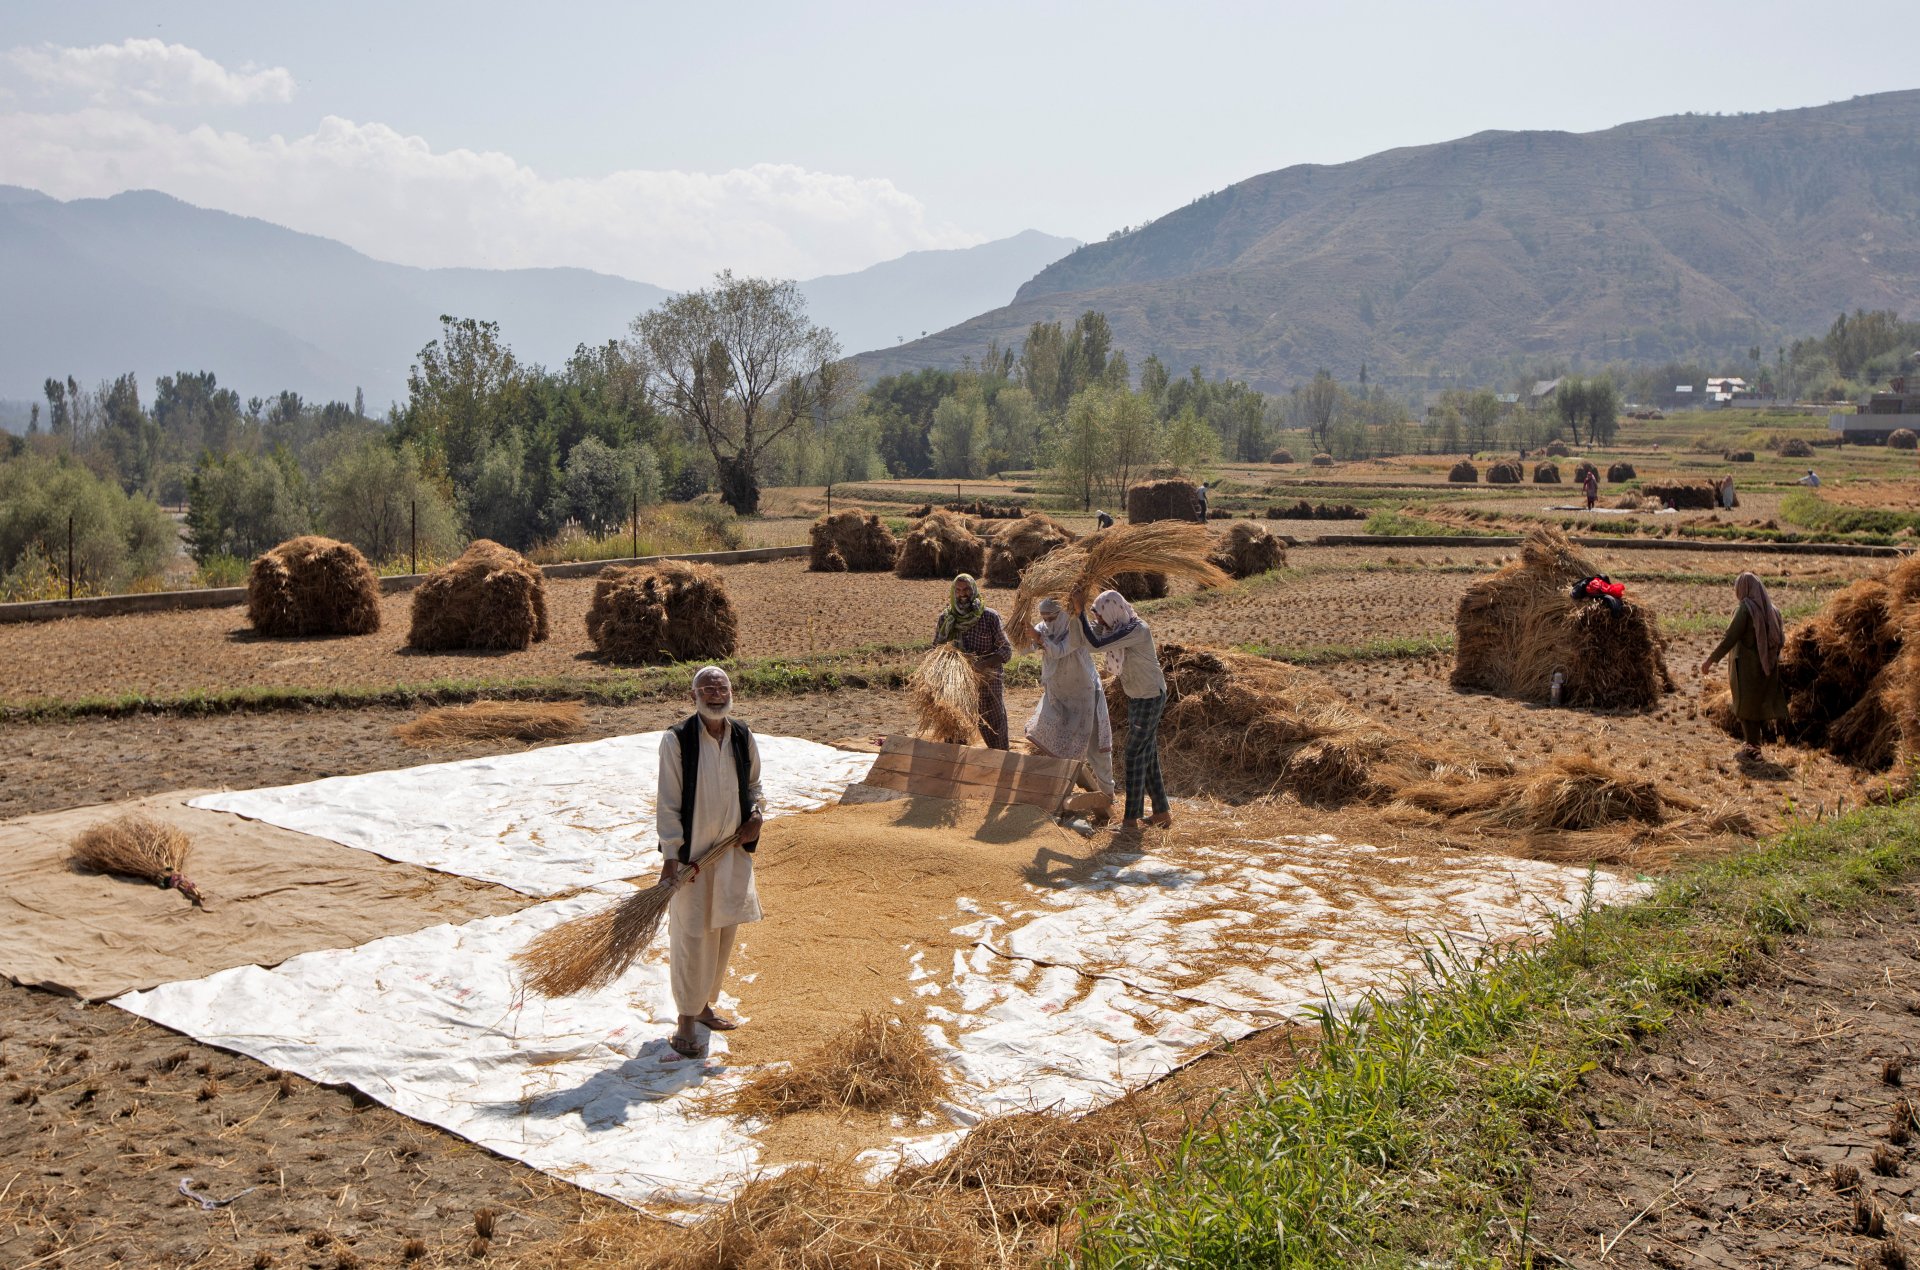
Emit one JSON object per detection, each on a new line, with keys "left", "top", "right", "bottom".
{"left": 0, "top": 790, "right": 528, "bottom": 1001}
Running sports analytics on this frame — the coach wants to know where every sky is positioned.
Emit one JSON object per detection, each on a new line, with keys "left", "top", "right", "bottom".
{"left": 2, "top": 0, "right": 1915, "bottom": 288}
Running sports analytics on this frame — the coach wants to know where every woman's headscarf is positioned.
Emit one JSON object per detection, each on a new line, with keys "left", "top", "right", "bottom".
{"left": 1033, "top": 596, "right": 1069, "bottom": 652}
{"left": 937, "top": 573, "right": 985, "bottom": 643}
{"left": 1091, "top": 589, "right": 1141, "bottom": 675}
{"left": 1736, "top": 571, "right": 1785, "bottom": 676}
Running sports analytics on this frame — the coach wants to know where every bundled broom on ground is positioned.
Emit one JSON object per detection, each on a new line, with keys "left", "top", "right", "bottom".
{"left": 69, "top": 814, "right": 204, "bottom": 906}
{"left": 909, "top": 641, "right": 984, "bottom": 744}
{"left": 1008, "top": 522, "right": 1230, "bottom": 647}
{"left": 246, "top": 535, "right": 382, "bottom": 637}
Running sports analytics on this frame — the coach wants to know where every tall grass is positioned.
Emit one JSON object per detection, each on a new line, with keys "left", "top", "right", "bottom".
{"left": 523, "top": 504, "right": 744, "bottom": 564}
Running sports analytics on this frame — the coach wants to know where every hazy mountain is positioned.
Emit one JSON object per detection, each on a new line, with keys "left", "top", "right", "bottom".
{"left": 855, "top": 91, "right": 1920, "bottom": 392}
{"left": 0, "top": 188, "right": 1073, "bottom": 407}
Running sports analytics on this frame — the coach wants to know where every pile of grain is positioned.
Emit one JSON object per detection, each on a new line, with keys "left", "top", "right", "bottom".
{"left": 894, "top": 510, "right": 986, "bottom": 580}
{"left": 406, "top": 539, "right": 548, "bottom": 651}
{"left": 808, "top": 509, "right": 898, "bottom": 572}
{"left": 585, "top": 560, "right": 737, "bottom": 664}
{"left": 245, "top": 535, "right": 382, "bottom": 637}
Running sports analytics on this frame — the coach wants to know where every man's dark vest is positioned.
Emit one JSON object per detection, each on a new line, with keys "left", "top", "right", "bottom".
{"left": 672, "top": 714, "right": 756, "bottom": 863}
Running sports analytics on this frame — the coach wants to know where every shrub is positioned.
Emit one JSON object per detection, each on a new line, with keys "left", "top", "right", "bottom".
{"left": 0, "top": 453, "right": 174, "bottom": 599}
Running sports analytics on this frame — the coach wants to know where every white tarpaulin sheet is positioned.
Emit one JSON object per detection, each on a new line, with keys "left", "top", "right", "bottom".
{"left": 116, "top": 824, "right": 1647, "bottom": 1217}
{"left": 188, "top": 732, "right": 876, "bottom": 896}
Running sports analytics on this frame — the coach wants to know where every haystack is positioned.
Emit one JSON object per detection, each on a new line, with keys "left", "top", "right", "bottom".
{"left": 1892, "top": 429, "right": 1919, "bottom": 451}
{"left": 1607, "top": 462, "right": 1637, "bottom": 482}
{"left": 809, "top": 509, "right": 897, "bottom": 572}
{"left": 1269, "top": 448, "right": 1295, "bottom": 464}
{"left": 405, "top": 539, "right": 548, "bottom": 651}
{"left": 1310, "top": 453, "right": 1335, "bottom": 467}
{"left": 1105, "top": 644, "right": 1502, "bottom": 804}
{"left": 1533, "top": 462, "right": 1561, "bottom": 484}
{"left": 1725, "top": 449, "right": 1756, "bottom": 462}
{"left": 1451, "top": 525, "right": 1673, "bottom": 709}
{"left": 1545, "top": 441, "right": 1572, "bottom": 457}
{"left": 1487, "top": 461, "right": 1523, "bottom": 484}
{"left": 894, "top": 510, "right": 986, "bottom": 580}
{"left": 246, "top": 535, "right": 382, "bottom": 637}
{"left": 983, "top": 513, "right": 1076, "bottom": 588}
{"left": 1267, "top": 499, "right": 1364, "bottom": 520}
{"left": 585, "top": 560, "right": 737, "bottom": 664}
{"left": 1113, "top": 572, "right": 1168, "bottom": 601}
{"left": 1207, "top": 522, "right": 1285, "bottom": 579}
{"left": 1640, "top": 481, "right": 1719, "bottom": 510}
{"left": 1008, "top": 522, "right": 1229, "bottom": 643}
{"left": 1126, "top": 479, "right": 1202, "bottom": 524}
{"left": 1448, "top": 461, "right": 1478, "bottom": 483}
{"left": 1779, "top": 438, "right": 1815, "bottom": 458}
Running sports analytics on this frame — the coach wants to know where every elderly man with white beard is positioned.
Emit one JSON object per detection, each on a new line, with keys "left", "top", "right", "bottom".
{"left": 656, "top": 665, "right": 764, "bottom": 1058}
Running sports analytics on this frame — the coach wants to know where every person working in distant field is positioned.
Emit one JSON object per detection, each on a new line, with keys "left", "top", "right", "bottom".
{"left": 1799, "top": 469, "right": 1821, "bottom": 487}
{"left": 1094, "top": 509, "right": 1114, "bottom": 531}
{"left": 1719, "top": 474, "right": 1737, "bottom": 509}
{"left": 1582, "top": 468, "right": 1599, "bottom": 511}
{"left": 1080, "top": 590, "right": 1170, "bottom": 831}
{"left": 1699, "top": 572, "right": 1787, "bottom": 764}
{"left": 1025, "top": 596, "right": 1116, "bottom": 814}
{"left": 657, "top": 665, "right": 764, "bottom": 1059}
{"left": 1195, "top": 482, "right": 1210, "bottom": 522}
{"left": 933, "top": 573, "right": 1013, "bottom": 750}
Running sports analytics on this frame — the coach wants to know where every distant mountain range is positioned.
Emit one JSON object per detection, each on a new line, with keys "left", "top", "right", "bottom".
{"left": 0, "top": 185, "right": 1075, "bottom": 411}
{"left": 855, "top": 90, "right": 1920, "bottom": 392}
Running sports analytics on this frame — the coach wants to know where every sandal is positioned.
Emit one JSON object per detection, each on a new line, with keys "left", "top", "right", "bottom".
{"left": 697, "top": 1010, "right": 739, "bottom": 1032}
{"left": 667, "top": 1033, "right": 703, "bottom": 1059}
{"left": 1146, "top": 812, "right": 1173, "bottom": 829}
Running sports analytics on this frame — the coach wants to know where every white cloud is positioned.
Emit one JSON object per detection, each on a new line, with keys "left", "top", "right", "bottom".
{"left": 0, "top": 106, "right": 978, "bottom": 286}
{"left": 7, "top": 38, "right": 295, "bottom": 107}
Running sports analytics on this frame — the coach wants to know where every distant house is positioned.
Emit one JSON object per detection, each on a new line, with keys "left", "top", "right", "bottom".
{"left": 1839, "top": 376, "right": 1920, "bottom": 441}
{"left": 1529, "top": 378, "right": 1561, "bottom": 407}
{"left": 1705, "top": 376, "right": 1749, "bottom": 406}
{"left": 1496, "top": 392, "right": 1520, "bottom": 406}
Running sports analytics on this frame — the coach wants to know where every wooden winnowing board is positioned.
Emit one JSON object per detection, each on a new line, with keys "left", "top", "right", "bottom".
{"left": 844, "top": 735, "right": 1080, "bottom": 811}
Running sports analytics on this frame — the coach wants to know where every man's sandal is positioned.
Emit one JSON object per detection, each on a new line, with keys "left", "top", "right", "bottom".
{"left": 668, "top": 1034, "right": 703, "bottom": 1059}
{"left": 697, "top": 1011, "right": 739, "bottom": 1032}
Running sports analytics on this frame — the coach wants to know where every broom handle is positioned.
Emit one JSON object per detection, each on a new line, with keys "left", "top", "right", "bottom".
{"left": 662, "top": 827, "right": 747, "bottom": 888}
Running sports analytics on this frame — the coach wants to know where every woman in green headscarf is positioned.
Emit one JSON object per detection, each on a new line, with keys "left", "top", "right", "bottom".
{"left": 933, "top": 573, "right": 1013, "bottom": 749}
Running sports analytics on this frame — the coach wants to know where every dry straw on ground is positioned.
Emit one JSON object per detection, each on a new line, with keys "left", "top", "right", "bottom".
{"left": 406, "top": 539, "right": 549, "bottom": 651}
{"left": 585, "top": 560, "right": 737, "bottom": 664}
{"left": 808, "top": 509, "right": 898, "bottom": 572}
{"left": 1207, "top": 522, "right": 1285, "bottom": 579}
{"left": 1448, "top": 460, "right": 1478, "bottom": 483}
{"left": 1891, "top": 429, "right": 1919, "bottom": 451}
{"left": 1398, "top": 753, "right": 1665, "bottom": 833}
{"left": 1545, "top": 441, "right": 1572, "bottom": 457}
{"left": 393, "top": 700, "right": 585, "bottom": 747}
{"left": 983, "top": 513, "right": 1076, "bottom": 587}
{"left": 1779, "top": 437, "right": 1815, "bottom": 457}
{"left": 1009, "top": 522, "right": 1230, "bottom": 645}
{"left": 895, "top": 510, "right": 986, "bottom": 580}
{"left": 1269, "top": 447, "right": 1295, "bottom": 463}
{"left": 1309, "top": 453, "right": 1335, "bottom": 467}
{"left": 246, "top": 535, "right": 382, "bottom": 637}
{"left": 1125, "top": 478, "right": 1202, "bottom": 524}
{"left": 69, "top": 813, "right": 204, "bottom": 905}
{"left": 1452, "top": 525, "right": 1673, "bottom": 710}
{"left": 723, "top": 1012, "right": 948, "bottom": 1117}
{"left": 910, "top": 641, "right": 985, "bottom": 744}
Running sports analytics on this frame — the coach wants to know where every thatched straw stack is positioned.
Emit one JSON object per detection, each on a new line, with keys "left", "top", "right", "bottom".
{"left": 1008, "top": 522, "right": 1229, "bottom": 646}
{"left": 808, "top": 509, "right": 897, "bottom": 572}
{"left": 724, "top": 1013, "right": 947, "bottom": 1117}
{"left": 1725, "top": 449, "right": 1756, "bottom": 462}
{"left": 406, "top": 539, "right": 548, "bottom": 652}
{"left": 1533, "top": 462, "right": 1561, "bottom": 484}
{"left": 393, "top": 700, "right": 585, "bottom": 746}
{"left": 1126, "top": 478, "right": 1202, "bottom": 524}
{"left": 1206, "top": 522, "right": 1285, "bottom": 579}
{"left": 894, "top": 510, "right": 986, "bottom": 580}
{"left": 585, "top": 560, "right": 737, "bottom": 664}
{"left": 1451, "top": 525, "right": 1674, "bottom": 710}
{"left": 1448, "top": 460, "right": 1478, "bottom": 483}
{"left": 1640, "top": 481, "right": 1719, "bottom": 509}
{"left": 1573, "top": 460, "right": 1600, "bottom": 484}
{"left": 1891, "top": 429, "right": 1919, "bottom": 451}
{"left": 1113, "top": 571, "right": 1169, "bottom": 602}
{"left": 1269, "top": 448, "right": 1295, "bottom": 464}
{"left": 1779, "top": 437, "right": 1815, "bottom": 458}
{"left": 1105, "top": 644, "right": 1502, "bottom": 805}
{"left": 1310, "top": 453, "right": 1335, "bottom": 467}
{"left": 1607, "top": 462, "right": 1637, "bottom": 482}
{"left": 983, "top": 513, "right": 1076, "bottom": 588}
{"left": 910, "top": 642, "right": 984, "bottom": 744}
{"left": 1545, "top": 440, "right": 1572, "bottom": 457}
{"left": 246, "top": 535, "right": 382, "bottom": 637}
{"left": 1487, "top": 460, "right": 1523, "bottom": 485}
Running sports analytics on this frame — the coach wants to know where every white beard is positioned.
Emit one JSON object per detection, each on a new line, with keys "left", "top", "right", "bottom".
{"left": 697, "top": 702, "right": 731, "bottom": 721}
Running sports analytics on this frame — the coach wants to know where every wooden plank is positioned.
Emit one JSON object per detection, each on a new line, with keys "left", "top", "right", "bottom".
{"left": 869, "top": 749, "right": 1077, "bottom": 790}
{"left": 858, "top": 765, "right": 1065, "bottom": 809}
{"left": 867, "top": 756, "right": 1076, "bottom": 806}
{"left": 879, "top": 735, "right": 1079, "bottom": 780}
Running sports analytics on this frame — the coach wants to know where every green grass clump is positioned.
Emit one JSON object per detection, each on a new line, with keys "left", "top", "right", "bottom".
{"left": 1781, "top": 489, "right": 1920, "bottom": 538}
{"left": 1361, "top": 510, "right": 1474, "bottom": 537}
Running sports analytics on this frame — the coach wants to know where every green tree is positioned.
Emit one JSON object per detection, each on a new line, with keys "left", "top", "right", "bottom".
{"left": 563, "top": 435, "right": 640, "bottom": 534}
{"left": 929, "top": 385, "right": 988, "bottom": 478}
{"left": 0, "top": 453, "right": 173, "bottom": 597}
{"left": 1052, "top": 389, "right": 1109, "bottom": 511}
{"left": 186, "top": 449, "right": 309, "bottom": 562}
{"left": 1554, "top": 379, "right": 1589, "bottom": 446}
{"left": 1298, "top": 369, "right": 1342, "bottom": 450}
{"left": 1162, "top": 407, "right": 1216, "bottom": 474}
{"left": 315, "top": 438, "right": 458, "bottom": 563}
{"left": 395, "top": 316, "right": 531, "bottom": 488}
{"left": 154, "top": 370, "right": 243, "bottom": 460}
{"left": 1462, "top": 389, "right": 1503, "bottom": 452}
{"left": 1584, "top": 378, "right": 1621, "bottom": 445}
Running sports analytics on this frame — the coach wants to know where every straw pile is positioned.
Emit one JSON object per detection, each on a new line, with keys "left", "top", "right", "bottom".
{"left": 1640, "top": 481, "right": 1719, "bottom": 510}
{"left": 1207, "top": 522, "right": 1285, "bottom": 579}
{"left": 1399, "top": 754, "right": 1665, "bottom": 833}
{"left": 983, "top": 513, "right": 1076, "bottom": 587}
{"left": 1126, "top": 478, "right": 1202, "bottom": 524}
{"left": 1892, "top": 429, "right": 1918, "bottom": 451}
{"left": 1779, "top": 438, "right": 1815, "bottom": 457}
{"left": 946, "top": 499, "right": 1024, "bottom": 519}
{"left": 1573, "top": 460, "right": 1600, "bottom": 484}
{"left": 405, "top": 539, "right": 548, "bottom": 651}
{"left": 1452, "top": 525, "right": 1673, "bottom": 709}
{"left": 1266, "top": 499, "right": 1364, "bottom": 520}
{"left": 585, "top": 560, "right": 737, "bottom": 664}
{"left": 245, "top": 535, "right": 382, "bottom": 637}
{"left": 808, "top": 509, "right": 898, "bottom": 572}
{"left": 1725, "top": 449, "right": 1756, "bottom": 462}
{"left": 1269, "top": 448, "right": 1295, "bottom": 463}
{"left": 1106, "top": 644, "right": 1504, "bottom": 805}
{"left": 894, "top": 509, "right": 986, "bottom": 580}
{"left": 1545, "top": 441, "right": 1572, "bottom": 457}
{"left": 393, "top": 700, "right": 585, "bottom": 746}
{"left": 1487, "top": 460, "right": 1523, "bottom": 484}
{"left": 69, "top": 814, "right": 203, "bottom": 905}
{"left": 1533, "top": 462, "right": 1561, "bottom": 484}
{"left": 1008, "top": 522, "right": 1230, "bottom": 645}
{"left": 1310, "top": 453, "right": 1335, "bottom": 467}
{"left": 724, "top": 1013, "right": 947, "bottom": 1117}
{"left": 1608, "top": 462, "right": 1637, "bottom": 482}
{"left": 910, "top": 641, "right": 985, "bottom": 744}
{"left": 1448, "top": 460, "right": 1478, "bottom": 483}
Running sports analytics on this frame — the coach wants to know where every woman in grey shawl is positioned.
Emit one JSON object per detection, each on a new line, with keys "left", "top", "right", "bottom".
{"left": 1699, "top": 571, "right": 1788, "bottom": 762}
{"left": 1025, "top": 596, "right": 1115, "bottom": 805}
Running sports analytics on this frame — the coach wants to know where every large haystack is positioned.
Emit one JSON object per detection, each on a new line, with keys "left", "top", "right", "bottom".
{"left": 585, "top": 560, "right": 737, "bottom": 664}
{"left": 1105, "top": 644, "right": 1502, "bottom": 804}
{"left": 1607, "top": 462, "right": 1637, "bottom": 482}
{"left": 1487, "top": 460, "right": 1523, "bottom": 484}
{"left": 1206, "top": 522, "right": 1285, "bottom": 579}
{"left": 1126, "top": 478, "right": 1202, "bottom": 524}
{"left": 809, "top": 509, "right": 898, "bottom": 572}
{"left": 1545, "top": 441, "right": 1572, "bottom": 457}
{"left": 1309, "top": 453, "right": 1335, "bottom": 467}
{"left": 894, "top": 510, "right": 986, "bottom": 580}
{"left": 1533, "top": 462, "right": 1561, "bottom": 484}
{"left": 1452, "top": 525, "right": 1674, "bottom": 710}
{"left": 1269, "top": 448, "right": 1295, "bottom": 464}
{"left": 245, "top": 535, "right": 382, "bottom": 637}
{"left": 1113, "top": 571, "right": 1168, "bottom": 601}
{"left": 1725, "top": 449, "right": 1755, "bottom": 462}
{"left": 1573, "top": 460, "right": 1600, "bottom": 484}
{"left": 1448, "top": 461, "right": 1478, "bottom": 483}
{"left": 1641, "top": 481, "right": 1719, "bottom": 510}
{"left": 406, "top": 539, "right": 548, "bottom": 652}
{"left": 1892, "top": 429, "right": 1919, "bottom": 451}
{"left": 1779, "top": 438, "right": 1815, "bottom": 458}
{"left": 983, "top": 514, "right": 1076, "bottom": 588}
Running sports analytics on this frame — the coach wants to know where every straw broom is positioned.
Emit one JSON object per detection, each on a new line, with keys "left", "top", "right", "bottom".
{"left": 1010, "top": 521, "right": 1231, "bottom": 645}
{"left": 68, "top": 814, "right": 205, "bottom": 906}
{"left": 910, "top": 641, "right": 985, "bottom": 744}
{"left": 515, "top": 828, "right": 746, "bottom": 997}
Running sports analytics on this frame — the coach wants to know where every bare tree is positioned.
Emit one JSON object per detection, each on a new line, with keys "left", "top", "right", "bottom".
{"left": 629, "top": 271, "right": 844, "bottom": 514}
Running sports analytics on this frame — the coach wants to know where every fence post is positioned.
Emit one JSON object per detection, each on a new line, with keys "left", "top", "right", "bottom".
{"left": 826, "top": 482, "right": 832, "bottom": 516}
{"left": 410, "top": 500, "right": 418, "bottom": 575}
{"left": 631, "top": 492, "right": 639, "bottom": 559}
{"left": 66, "top": 513, "right": 74, "bottom": 601}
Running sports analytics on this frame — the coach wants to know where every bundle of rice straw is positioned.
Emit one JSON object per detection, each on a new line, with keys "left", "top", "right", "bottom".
{"left": 894, "top": 509, "right": 985, "bottom": 580}
{"left": 1640, "top": 481, "right": 1719, "bottom": 509}
{"left": 910, "top": 641, "right": 984, "bottom": 744}
{"left": 1608, "top": 461, "right": 1637, "bottom": 482}
{"left": 1269, "top": 447, "right": 1296, "bottom": 464}
{"left": 69, "top": 814, "right": 204, "bottom": 906}
{"left": 1125, "top": 479, "right": 1202, "bottom": 524}
{"left": 246, "top": 535, "right": 382, "bottom": 637}
{"left": 1778, "top": 437, "right": 1814, "bottom": 457}
{"left": 808, "top": 509, "right": 898, "bottom": 572}
{"left": 1573, "top": 460, "right": 1600, "bottom": 484}
{"left": 1447, "top": 460, "right": 1478, "bottom": 483}
{"left": 1451, "top": 525, "right": 1673, "bottom": 710}
{"left": 1008, "top": 521, "right": 1230, "bottom": 646}
{"left": 1533, "top": 462, "right": 1561, "bottom": 484}
{"left": 1206, "top": 521, "right": 1285, "bottom": 579}
{"left": 405, "top": 539, "right": 549, "bottom": 651}
{"left": 393, "top": 700, "right": 586, "bottom": 746}
{"left": 982, "top": 513, "right": 1076, "bottom": 587}
{"left": 585, "top": 560, "right": 737, "bottom": 664}
{"left": 515, "top": 829, "right": 745, "bottom": 997}
{"left": 1725, "top": 449, "right": 1756, "bottom": 462}
{"left": 1398, "top": 754, "right": 1666, "bottom": 833}
{"left": 1545, "top": 440, "right": 1572, "bottom": 457}
{"left": 1487, "top": 460, "right": 1523, "bottom": 484}
{"left": 723, "top": 1012, "right": 948, "bottom": 1117}
{"left": 1891, "top": 429, "right": 1919, "bottom": 451}
{"left": 1113, "top": 570, "right": 1169, "bottom": 601}
{"left": 1106, "top": 644, "right": 1503, "bottom": 805}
